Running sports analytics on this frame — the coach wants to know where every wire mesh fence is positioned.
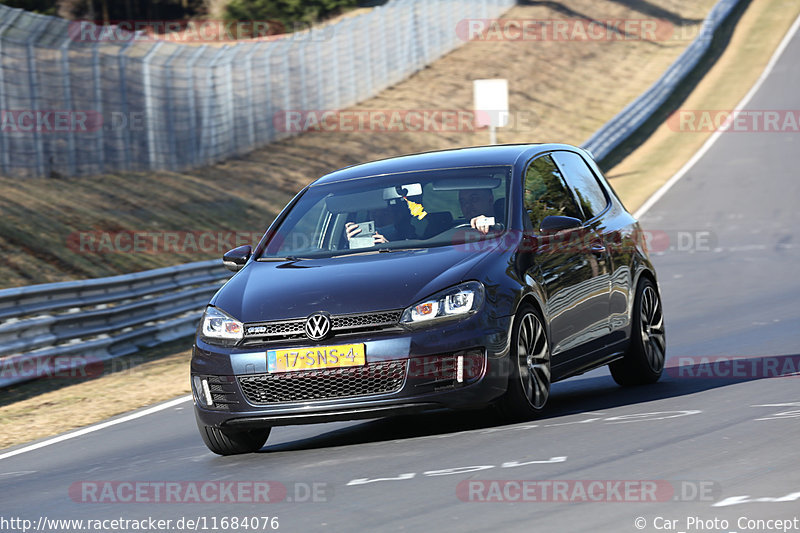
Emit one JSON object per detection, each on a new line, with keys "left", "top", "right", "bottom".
{"left": 0, "top": 0, "right": 514, "bottom": 178}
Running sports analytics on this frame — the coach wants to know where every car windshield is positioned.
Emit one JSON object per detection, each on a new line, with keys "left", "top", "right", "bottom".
{"left": 258, "top": 165, "right": 512, "bottom": 259}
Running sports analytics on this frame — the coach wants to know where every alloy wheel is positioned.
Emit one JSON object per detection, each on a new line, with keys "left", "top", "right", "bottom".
{"left": 517, "top": 312, "right": 551, "bottom": 409}
{"left": 640, "top": 285, "right": 665, "bottom": 373}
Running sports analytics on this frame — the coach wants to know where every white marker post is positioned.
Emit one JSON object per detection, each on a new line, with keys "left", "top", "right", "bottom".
{"left": 473, "top": 78, "right": 509, "bottom": 145}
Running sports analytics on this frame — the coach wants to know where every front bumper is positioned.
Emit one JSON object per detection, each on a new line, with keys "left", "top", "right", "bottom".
{"left": 192, "top": 313, "right": 513, "bottom": 429}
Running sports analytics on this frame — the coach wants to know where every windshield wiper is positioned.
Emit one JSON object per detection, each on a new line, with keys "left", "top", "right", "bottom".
{"left": 378, "top": 247, "right": 421, "bottom": 253}
{"left": 328, "top": 250, "right": 381, "bottom": 258}
{"left": 258, "top": 255, "right": 307, "bottom": 262}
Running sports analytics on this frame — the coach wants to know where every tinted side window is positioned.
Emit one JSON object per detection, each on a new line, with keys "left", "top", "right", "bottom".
{"left": 552, "top": 151, "right": 608, "bottom": 220}
{"left": 524, "top": 154, "right": 582, "bottom": 230}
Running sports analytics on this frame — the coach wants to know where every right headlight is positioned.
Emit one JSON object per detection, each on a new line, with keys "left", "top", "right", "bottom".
{"left": 199, "top": 306, "right": 243, "bottom": 346}
{"left": 400, "top": 281, "right": 485, "bottom": 326}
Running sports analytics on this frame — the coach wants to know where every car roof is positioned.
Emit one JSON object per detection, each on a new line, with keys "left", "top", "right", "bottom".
{"left": 311, "top": 143, "right": 586, "bottom": 185}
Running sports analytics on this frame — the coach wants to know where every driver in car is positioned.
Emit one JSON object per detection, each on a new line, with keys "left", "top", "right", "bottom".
{"left": 345, "top": 206, "right": 401, "bottom": 245}
{"left": 458, "top": 188, "right": 497, "bottom": 235}
{"left": 346, "top": 187, "right": 500, "bottom": 244}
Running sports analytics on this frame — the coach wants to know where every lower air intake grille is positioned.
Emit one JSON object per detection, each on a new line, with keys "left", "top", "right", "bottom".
{"left": 238, "top": 360, "right": 406, "bottom": 404}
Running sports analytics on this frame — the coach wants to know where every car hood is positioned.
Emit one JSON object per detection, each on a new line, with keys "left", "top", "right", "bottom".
{"left": 210, "top": 244, "right": 502, "bottom": 322}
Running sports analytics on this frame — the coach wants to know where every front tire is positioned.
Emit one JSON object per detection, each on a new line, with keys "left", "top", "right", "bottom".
{"left": 196, "top": 413, "right": 271, "bottom": 456}
{"left": 496, "top": 305, "right": 551, "bottom": 419}
{"left": 610, "top": 278, "right": 666, "bottom": 386}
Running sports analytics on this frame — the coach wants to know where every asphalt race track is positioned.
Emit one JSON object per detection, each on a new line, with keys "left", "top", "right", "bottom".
{"left": 2, "top": 21, "right": 800, "bottom": 533}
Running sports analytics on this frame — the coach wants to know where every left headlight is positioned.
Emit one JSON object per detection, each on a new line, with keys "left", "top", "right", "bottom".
{"left": 199, "top": 306, "right": 243, "bottom": 346}
{"left": 400, "top": 281, "right": 485, "bottom": 326}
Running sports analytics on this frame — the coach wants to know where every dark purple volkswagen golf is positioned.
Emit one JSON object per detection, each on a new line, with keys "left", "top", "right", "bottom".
{"left": 191, "top": 144, "right": 665, "bottom": 455}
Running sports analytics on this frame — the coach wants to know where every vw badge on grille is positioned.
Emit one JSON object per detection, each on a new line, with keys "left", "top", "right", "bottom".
{"left": 305, "top": 313, "right": 331, "bottom": 340}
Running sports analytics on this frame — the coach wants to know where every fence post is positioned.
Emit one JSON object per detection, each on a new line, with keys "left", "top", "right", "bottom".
{"left": 162, "top": 46, "right": 184, "bottom": 169}
{"left": 0, "top": 9, "right": 23, "bottom": 175}
{"left": 25, "top": 17, "right": 49, "bottom": 177}
{"left": 377, "top": 7, "right": 389, "bottom": 91}
{"left": 418, "top": 1, "right": 430, "bottom": 65}
{"left": 434, "top": 0, "right": 445, "bottom": 58}
{"left": 329, "top": 25, "right": 341, "bottom": 110}
{"left": 451, "top": 0, "right": 462, "bottom": 50}
{"left": 347, "top": 19, "right": 358, "bottom": 105}
{"left": 58, "top": 37, "right": 77, "bottom": 176}
{"left": 117, "top": 38, "right": 137, "bottom": 171}
{"left": 281, "top": 41, "right": 292, "bottom": 122}
{"left": 199, "top": 46, "right": 227, "bottom": 163}
{"left": 297, "top": 41, "right": 308, "bottom": 112}
{"left": 242, "top": 44, "right": 260, "bottom": 151}
{"left": 88, "top": 43, "right": 105, "bottom": 175}
{"left": 404, "top": 4, "right": 416, "bottom": 78}
{"left": 260, "top": 45, "right": 275, "bottom": 143}
{"left": 185, "top": 45, "right": 206, "bottom": 168}
{"left": 222, "top": 45, "right": 239, "bottom": 157}
{"left": 361, "top": 15, "right": 374, "bottom": 98}
{"left": 313, "top": 33, "right": 324, "bottom": 113}
{"left": 141, "top": 41, "right": 163, "bottom": 170}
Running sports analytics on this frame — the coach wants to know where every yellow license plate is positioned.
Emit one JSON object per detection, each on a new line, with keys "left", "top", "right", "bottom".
{"left": 266, "top": 344, "right": 366, "bottom": 373}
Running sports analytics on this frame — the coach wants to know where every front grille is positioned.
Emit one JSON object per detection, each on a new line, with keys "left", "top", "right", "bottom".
{"left": 246, "top": 319, "right": 306, "bottom": 338}
{"left": 238, "top": 360, "right": 407, "bottom": 404}
{"left": 331, "top": 312, "right": 399, "bottom": 329}
{"left": 242, "top": 310, "right": 402, "bottom": 345}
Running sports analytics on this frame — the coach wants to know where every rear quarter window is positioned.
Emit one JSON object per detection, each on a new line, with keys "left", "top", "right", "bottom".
{"left": 552, "top": 151, "right": 609, "bottom": 220}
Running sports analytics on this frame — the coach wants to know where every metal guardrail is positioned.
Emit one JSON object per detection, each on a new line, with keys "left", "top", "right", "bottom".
{"left": 582, "top": 0, "right": 742, "bottom": 162}
{"left": 0, "top": 260, "right": 229, "bottom": 387}
{"left": 0, "top": 0, "right": 745, "bottom": 388}
{"left": 0, "top": 260, "right": 225, "bottom": 319}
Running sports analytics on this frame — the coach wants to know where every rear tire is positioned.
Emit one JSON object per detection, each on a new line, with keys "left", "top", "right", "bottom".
{"left": 496, "top": 305, "right": 551, "bottom": 419}
{"left": 610, "top": 278, "right": 666, "bottom": 386}
{"left": 196, "top": 414, "right": 271, "bottom": 456}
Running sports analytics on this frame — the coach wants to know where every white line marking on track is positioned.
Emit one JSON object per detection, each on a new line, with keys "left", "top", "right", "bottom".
{"left": 0, "top": 395, "right": 191, "bottom": 461}
{"left": 634, "top": 13, "right": 800, "bottom": 220}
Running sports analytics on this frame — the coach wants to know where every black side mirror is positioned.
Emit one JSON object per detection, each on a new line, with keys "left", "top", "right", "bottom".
{"left": 222, "top": 245, "right": 252, "bottom": 272}
{"left": 539, "top": 215, "right": 582, "bottom": 235}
